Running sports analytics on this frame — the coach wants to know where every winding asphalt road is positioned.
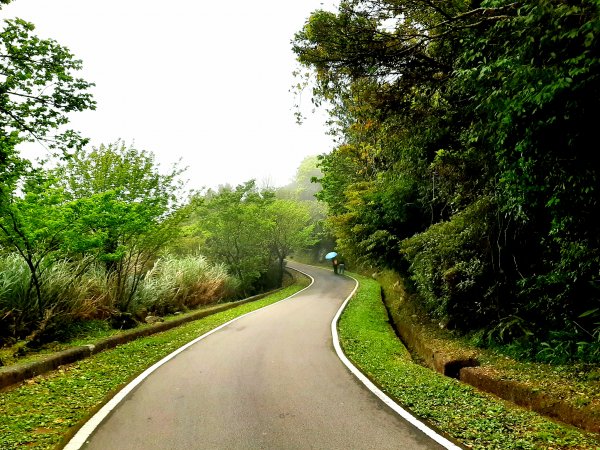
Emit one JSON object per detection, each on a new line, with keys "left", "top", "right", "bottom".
{"left": 67, "top": 262, "right": 454, "bottom": 450}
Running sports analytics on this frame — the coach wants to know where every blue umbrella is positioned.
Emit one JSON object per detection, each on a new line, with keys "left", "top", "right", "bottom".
{"left": 325, "top": 251, "right": 338, "bottom": 260}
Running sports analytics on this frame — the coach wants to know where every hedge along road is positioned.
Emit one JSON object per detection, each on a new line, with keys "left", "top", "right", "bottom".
{"left": 65, "top": 262, "right": 457, "bottom": 450}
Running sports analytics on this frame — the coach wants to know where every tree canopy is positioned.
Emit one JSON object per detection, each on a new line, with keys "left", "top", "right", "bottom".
{"left": 188, "top": 181, "right": 316, "bottom": 296}
{"left": 294, "top": 0, "right": 600, "bottom": 362}
{"left": 0, "top": 17, "right": 95, "bottom": 158}
{"left": 0, "top": 12, "right": 97, "bottom": 341}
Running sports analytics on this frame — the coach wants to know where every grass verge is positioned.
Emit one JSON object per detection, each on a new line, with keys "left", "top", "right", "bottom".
{"left": 337, "top": 272, "right": 600, "bottom": 450}
{"left": 375, "top": 268, "right": 600, "bottom": 428}
{"left": 0, "top": 280, "right": 309, "bottom": 450}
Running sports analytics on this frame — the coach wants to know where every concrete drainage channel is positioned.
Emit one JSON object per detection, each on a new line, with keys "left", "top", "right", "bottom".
{"left": 380, "top": 287, "right": 600, "bottom": 435}
{"left": 0, "top": 290, "right": 281, "bottom": 391}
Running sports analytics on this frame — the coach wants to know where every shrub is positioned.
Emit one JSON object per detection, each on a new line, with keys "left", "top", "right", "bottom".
{"left": 0, "top": 254, "right": 115, "bottom": 346}
{"left": 400, "top": 197, "right": 499, "bottom": 330}
{"left": 133, "top": 254, "right": 238, "bottom": 316}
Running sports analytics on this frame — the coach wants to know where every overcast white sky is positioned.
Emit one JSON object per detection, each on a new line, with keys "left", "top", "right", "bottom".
{"left": 1, "top": 0, "right": 337, "bottom": 191}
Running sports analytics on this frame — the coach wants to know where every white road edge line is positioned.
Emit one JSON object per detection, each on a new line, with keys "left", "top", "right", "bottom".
{"left": 293, "top": 266, "right": 461, "bottom": 450}
{"left": 63, "top": 272, "right": 314, "bottom": 450}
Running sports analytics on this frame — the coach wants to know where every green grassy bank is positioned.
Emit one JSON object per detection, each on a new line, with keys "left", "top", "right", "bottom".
{"left": 0, "top": 281, "right": 308, "bottom": 450}
{"left": 337, "top": 273, "right": 600, "bottom": 450}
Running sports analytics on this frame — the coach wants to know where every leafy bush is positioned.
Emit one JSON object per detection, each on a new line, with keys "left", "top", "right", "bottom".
{"left": 472, "top": 312, "right": 600, "bottom": 365}
{"left": 535, "top": 318, "right": 600, "bottom": 365}
{"left": 400, "top": 197, "right": 499, "bottom": 330}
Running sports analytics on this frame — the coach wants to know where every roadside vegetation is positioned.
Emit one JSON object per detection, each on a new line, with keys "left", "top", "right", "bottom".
{"left": 2, "top": 0, "right": 600, "bottom": 447}
{"left": 338, "top": 273, "right": 600, "bottom": 450}
{"left": 0, "top": 168, "right": 317, "bottom": 364}
{"left": 377, "top": 269, "right": 600, "bottom": 400}
{"left": 0, "top": 281, "right": 308, "bottom": 450}
{"left": 293, "top": 0, "right": 600, "bottom": 365}
{"left": 0, "top": 2, "right": 323, "bottom": 361}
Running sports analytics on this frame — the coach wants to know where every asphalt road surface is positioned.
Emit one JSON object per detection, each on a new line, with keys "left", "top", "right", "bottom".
{"left": 72, "top": 262, "right": 450, "bottom": 450}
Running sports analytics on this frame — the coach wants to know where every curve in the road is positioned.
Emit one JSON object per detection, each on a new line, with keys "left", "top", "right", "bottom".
{"left": 319, "top": 267, "right": 461, "bottom": 450}
{"left": 64, "top": 262, "right": 461, "bottom": 450}
{"left": 63, "top": 276, "right": 316, "bottom": 450}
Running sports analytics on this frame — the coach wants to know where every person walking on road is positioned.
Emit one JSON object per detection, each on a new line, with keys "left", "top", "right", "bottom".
{"left": 332, "top": 258, "right": 339, "bottom": 274}
{"left": 338, "top": 260, "right": 345, "bottom": 275}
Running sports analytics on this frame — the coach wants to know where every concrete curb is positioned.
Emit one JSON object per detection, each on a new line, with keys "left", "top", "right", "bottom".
{"left": 460, "top": 367, "right": 600, "bottom": 434}
{"left": 0, "top": 290, "right": 279, "bottom": 391}
{"left": 379, "top": 284, "right": 600, "bottom": 435}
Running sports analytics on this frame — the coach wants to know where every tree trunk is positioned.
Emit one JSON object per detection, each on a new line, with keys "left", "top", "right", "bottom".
{"left": 278, "top": 255, "right": 285, "bottom": 287}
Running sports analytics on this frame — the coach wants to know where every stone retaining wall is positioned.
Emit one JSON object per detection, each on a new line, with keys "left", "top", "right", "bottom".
{"left": 380, "top": 286, "right": 478, "bottom": 377}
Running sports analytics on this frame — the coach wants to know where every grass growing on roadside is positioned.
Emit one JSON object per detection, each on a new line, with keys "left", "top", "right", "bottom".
{"left": 375, "top": 268, "right": 600, "bottom": 415}
{"left": 0, "top": 280, "right": 308, "bottom": 450}
{"left": 0, "top": 252, "right": 240, "bottom": 353}
{"left": 337, "top": 273, "right": 600, "bottom": 450}
{"left": 134, "top": 254, "right": 237, "bottom": 314}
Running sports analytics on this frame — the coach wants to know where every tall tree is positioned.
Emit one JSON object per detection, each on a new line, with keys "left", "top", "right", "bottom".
{"left": 0, "top": 12, "right": 95, "bottom": 294}
{"left": 0, "top": 11, "right": 95, "bottom": 336}
{"left": 294, "top": 0, "right": 600, "bottom": 359}
{"left": 267, "top": 199, "right": 315, "bottom": 285}
{"left": 1, "top": 13, "right": 96, "bottom": 229}
{"left": 192, "top": 181, "right": 274, "bottom": 296}
{"left": 0, "top": 170, "right": 73, "bottom": 323}
{"left": 54, "top": 141, "right": 186, "bottom": 311}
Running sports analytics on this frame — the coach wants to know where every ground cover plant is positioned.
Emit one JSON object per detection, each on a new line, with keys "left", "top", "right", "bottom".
{"left": 0, "top": 281, "right": 308, "bottom": 450}
{"left": 337, "top": 273, "right": 600, "bottom": 450}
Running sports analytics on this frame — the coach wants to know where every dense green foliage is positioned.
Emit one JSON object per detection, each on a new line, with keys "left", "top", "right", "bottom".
{"left": 0, "top": 142, "right": 220, "bottom": 346}
{"left": 186, "top": 181, "right": 316, "bottom": 296}
{"left": 53, "top": 141, "right": 186, "bottom": 311}
{"left": 294, "top": 0, "right": 600, "bottom": 362}
{"left": 0, "top": 14, "right": 97, "bottom": 347}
